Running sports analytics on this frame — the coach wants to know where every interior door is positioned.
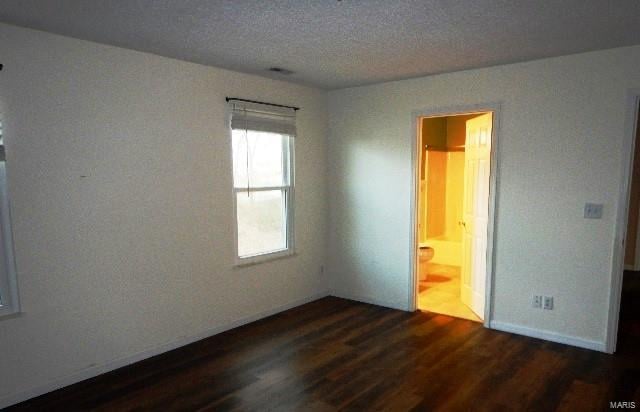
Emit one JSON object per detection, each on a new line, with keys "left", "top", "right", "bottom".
{"left": 461, "top": 113, "right": 492, "bottom": 319}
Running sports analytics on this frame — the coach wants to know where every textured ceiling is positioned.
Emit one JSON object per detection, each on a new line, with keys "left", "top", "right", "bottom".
{"left": 0, "top": 1, "right": 639, "bottom": 89}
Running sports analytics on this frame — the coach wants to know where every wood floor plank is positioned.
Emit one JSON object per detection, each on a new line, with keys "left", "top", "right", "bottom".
{"left": 7, "top": 280, "right": 640, "bottom": 412}
{"left": 555, "top": 380, "right": 609, "bottom": 412}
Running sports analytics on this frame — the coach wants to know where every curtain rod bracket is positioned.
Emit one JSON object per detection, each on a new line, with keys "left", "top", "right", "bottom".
{"left": 226, "top": 97, "right": 299, "bottom": 111}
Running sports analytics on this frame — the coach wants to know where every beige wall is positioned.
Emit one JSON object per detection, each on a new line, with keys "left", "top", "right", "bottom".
{"left": 444, "top": 151, "right": 465, "bottom": 241}
{"left": 420, "top": 117, "right": 448, "bottom": 240}
{"left": 0, "top": 23, "right": 329, "bottom": 407}
{"left": 426, "top": 150, "right": 447, "bottom": 238}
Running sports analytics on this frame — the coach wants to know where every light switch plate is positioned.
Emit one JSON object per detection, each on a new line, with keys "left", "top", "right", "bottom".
{"left": 584, "top": 203, "right": 603, "bottom": 219}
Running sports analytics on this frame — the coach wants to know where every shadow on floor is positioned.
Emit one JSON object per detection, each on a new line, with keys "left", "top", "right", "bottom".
{"left": 618, "top": 270, "right": 640, "bottom": 351}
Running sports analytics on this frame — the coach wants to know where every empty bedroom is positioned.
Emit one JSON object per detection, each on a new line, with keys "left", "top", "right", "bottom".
{"left": 1, "top": 1, "right": 640, "bottom": 410}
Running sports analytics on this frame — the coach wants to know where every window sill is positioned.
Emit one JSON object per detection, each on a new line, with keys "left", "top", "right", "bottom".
{"left": 234, "top": 249, "right": 297, "bottom": 267}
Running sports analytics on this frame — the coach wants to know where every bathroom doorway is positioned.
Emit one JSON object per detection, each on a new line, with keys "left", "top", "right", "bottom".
{"left": 410, "top": 108, "right": 498, "bottom": 324}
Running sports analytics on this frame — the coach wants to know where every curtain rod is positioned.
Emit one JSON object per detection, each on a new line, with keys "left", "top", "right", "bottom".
{"left": 226, "top": 97, "right": 299, "bottom": 111}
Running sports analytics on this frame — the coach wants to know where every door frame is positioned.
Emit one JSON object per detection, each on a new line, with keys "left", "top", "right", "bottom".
{"left": 408, "top": 102, "right": 502, "bottom": 328}
{"left": 623, "top": 92, "right": 640, "bottom": 272}
{"left": 606, "top": 90, "right": 640, "bottom": 353}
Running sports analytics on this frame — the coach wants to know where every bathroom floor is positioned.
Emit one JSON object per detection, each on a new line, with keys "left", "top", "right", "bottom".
{"left": 418, "top": 263, "right": 481, "bottom": 322}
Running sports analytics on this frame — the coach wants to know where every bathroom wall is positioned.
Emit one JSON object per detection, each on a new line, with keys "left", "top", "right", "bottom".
{"left": 426, "top": 150, "right": 447, "bottom": 238}
{"left": 422, "top": 117, "right": 447, "bottom": 151}
{"left": 444, "top": 151, "right": 465, "bottom": 241}
{"left": 421, "top": 117, "right": 447, "bottom": 239}
{"left": 446, "top": 114, "right": 477, "bottom": 148}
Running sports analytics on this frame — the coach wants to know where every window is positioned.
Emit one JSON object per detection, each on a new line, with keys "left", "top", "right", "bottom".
{"left": 229, "top": 101, "right": 295, "bottom": 264}
{"left": 0, "top": 119, "right": 19, "bottom": 318}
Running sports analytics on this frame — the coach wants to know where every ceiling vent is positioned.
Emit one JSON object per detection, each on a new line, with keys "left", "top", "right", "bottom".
{"left": 268, "top": 67, "right": 294, "bottom": 75}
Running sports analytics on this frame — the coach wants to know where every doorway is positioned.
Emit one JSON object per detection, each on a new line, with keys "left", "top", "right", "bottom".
{"left": 410, "top": 106, "right": 499, "bottom": 325}
{"left": 624, "top": 101, "right": 640, "bottom": 273}
{"left": 610, "top": 94, "right": 640, "bottom": 353}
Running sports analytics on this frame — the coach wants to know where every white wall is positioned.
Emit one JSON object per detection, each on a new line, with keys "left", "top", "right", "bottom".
{"left": 0, "top": 23, "right": 329, "bottom": 407}
{"left": 327, "top": 46, "right": 640, "bottom": 347}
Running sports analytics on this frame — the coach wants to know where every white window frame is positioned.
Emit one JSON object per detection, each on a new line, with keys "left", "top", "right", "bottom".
{"left": 229, "top": 122, "right": 296, "bottom": 266}
{"left": 0, "top": 116, "right": 20, "bottom": 319}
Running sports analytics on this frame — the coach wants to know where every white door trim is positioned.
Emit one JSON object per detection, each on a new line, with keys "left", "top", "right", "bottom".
{"left": 630, "top": 159, "right": 640, "bottom": 271}
{"left": 606, "top": 90, "right": 640, "bottom": 354}
{"left": 408, "top": 102, "right": 502, "bottom": 328}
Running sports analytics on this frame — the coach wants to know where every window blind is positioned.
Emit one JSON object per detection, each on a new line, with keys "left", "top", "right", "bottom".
{"left": 230, "top": 101, "right": 296, "bottom": 136}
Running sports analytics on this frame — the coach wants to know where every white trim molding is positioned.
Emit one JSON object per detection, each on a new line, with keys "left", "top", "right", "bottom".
{"left": 0, "top": 291, "right": 330, "bottom": 410}
{"left": 408, "top": 102, "right": 503, "bottom": 329}
{"left": 489, "top": 321, "right": 607, "bottom": 352}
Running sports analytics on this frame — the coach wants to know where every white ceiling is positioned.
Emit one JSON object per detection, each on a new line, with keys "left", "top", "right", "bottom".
{"left": 1, "top": 1, "right": 639, "bottom": 89}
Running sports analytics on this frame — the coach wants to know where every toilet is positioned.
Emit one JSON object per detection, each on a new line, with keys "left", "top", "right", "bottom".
{"left": 418, "top": 243, "right": 434, "bottom": 281}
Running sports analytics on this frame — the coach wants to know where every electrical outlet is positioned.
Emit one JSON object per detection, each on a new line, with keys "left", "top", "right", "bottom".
{"left": 532, "top": 295, "right": 542, "bottom": 309}
{"left": 543, "top": 296, "right": 554, "bottom": 310}
{"left": 584, "top": 203, "right": 603, "bottom": 219}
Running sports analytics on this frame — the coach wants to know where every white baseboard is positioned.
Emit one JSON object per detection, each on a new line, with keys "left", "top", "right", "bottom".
{"left": 489, "top": 320, "right": 607, "bottom": 352}
{"left": 624, "top": 264, "right": 639, "bottom": 271}
{"left": 330, "top": 290, "right": 409, "bottom": 311}
{"left": 0, "top": 290, "right": 330, "bottom": 410}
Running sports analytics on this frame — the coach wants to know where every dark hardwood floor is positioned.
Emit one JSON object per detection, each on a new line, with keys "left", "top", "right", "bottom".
{"left": 7, "top": 273, "right": 640, "bottom": 411}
